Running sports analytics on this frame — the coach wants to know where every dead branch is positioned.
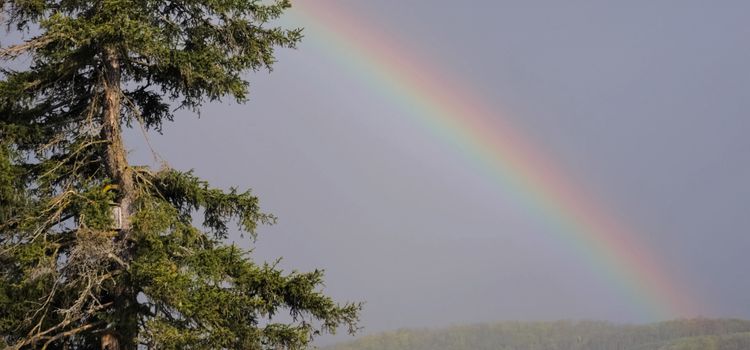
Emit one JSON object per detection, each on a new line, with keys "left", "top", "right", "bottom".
{"left": 0, "top": 36, "right": 54, "bottom": 60}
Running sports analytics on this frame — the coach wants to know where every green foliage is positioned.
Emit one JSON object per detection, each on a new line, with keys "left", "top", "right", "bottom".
{"left": 324, "top": 319, "right": 750, "bottom": 350}
{"left": 658, "top": 332, "right": 750, "bottom": 350}
{"left": 0, "top": 0, "right": 359, "bottom": 349}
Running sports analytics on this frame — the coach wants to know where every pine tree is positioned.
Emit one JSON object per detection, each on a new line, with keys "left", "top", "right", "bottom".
{"left": 0, "top": 1, "right": 360, "bottom": 348}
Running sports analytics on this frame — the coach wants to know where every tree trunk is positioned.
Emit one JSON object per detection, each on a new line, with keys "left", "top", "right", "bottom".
{"left": 100, "top": 46, "right": 136, "bottom": 350}
{"left": 101, "top": 333, "right": 120, "bottom": 350}
{"left": 101, "top": 46, "right": 134, "bottom": 228}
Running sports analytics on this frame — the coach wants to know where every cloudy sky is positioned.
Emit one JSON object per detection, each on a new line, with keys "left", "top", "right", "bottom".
{"left": 127, "top": 0, "right": 750, "bottom": 342}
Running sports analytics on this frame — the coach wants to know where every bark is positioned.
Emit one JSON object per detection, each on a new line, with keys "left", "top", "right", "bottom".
{"left": 101, "top": 333, "right": 120, "bottom": 350}
{"left": 101, "top": 46, "right": 134, "bottom": 229}
{"left": 99, "top": 46, "right": 136, "bottom": 350}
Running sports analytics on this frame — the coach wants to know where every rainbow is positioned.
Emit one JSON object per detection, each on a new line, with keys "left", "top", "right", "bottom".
{"left": 288, "top": 1, "right": 700, "bottom": 320}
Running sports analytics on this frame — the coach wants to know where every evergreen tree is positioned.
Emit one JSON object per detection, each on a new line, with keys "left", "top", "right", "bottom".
{"left": 0, "top": 1, "right": 360, "bottom": 348}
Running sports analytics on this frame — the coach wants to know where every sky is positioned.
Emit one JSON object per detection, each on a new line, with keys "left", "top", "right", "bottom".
{"left": 127, "top": 0, "right": 750, "bottom": 342}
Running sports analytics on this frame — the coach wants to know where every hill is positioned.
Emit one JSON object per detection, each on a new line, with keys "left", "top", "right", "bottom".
{"left": 324, "top": 319, "right": 750, "bottom": 350}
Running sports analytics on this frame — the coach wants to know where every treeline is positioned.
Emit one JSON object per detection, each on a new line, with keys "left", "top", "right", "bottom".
{"left": 324, "top": 319, "right": 750, "bottom": 350}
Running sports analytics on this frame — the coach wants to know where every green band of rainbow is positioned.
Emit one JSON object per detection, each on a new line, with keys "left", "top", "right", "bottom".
{"left": 290, "top": 1, "right": 702, "bottom": 320}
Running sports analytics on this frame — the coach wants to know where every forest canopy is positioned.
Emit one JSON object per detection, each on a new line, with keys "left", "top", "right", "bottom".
{"left": 324, "top": 319, "right": 750, "bottom": 350}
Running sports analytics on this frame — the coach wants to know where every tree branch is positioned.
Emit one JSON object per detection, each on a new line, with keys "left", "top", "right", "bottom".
{"left": 0, "top": 36, "right": 53, "bottom": 60}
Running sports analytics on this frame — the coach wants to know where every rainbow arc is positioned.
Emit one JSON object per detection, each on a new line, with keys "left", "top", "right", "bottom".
{"left": 289, "top": 1, "right": 702, "bottom": 320}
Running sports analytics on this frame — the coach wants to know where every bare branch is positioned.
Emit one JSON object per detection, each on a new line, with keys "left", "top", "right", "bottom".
{"left": 40, "top": 321, "right": 102, "bottom": 350}
{"left": 0, "top": 36, "right": 53, "bottom": 60}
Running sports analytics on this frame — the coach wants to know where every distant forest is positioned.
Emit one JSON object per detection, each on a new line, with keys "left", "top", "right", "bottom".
{"left": 324, "top": 318, "right": 750, "bottom": 350}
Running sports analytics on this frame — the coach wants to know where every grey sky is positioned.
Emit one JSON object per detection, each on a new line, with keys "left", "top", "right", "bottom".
{"left": 126, "top": 0, "right": 750, "bottom": 342}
